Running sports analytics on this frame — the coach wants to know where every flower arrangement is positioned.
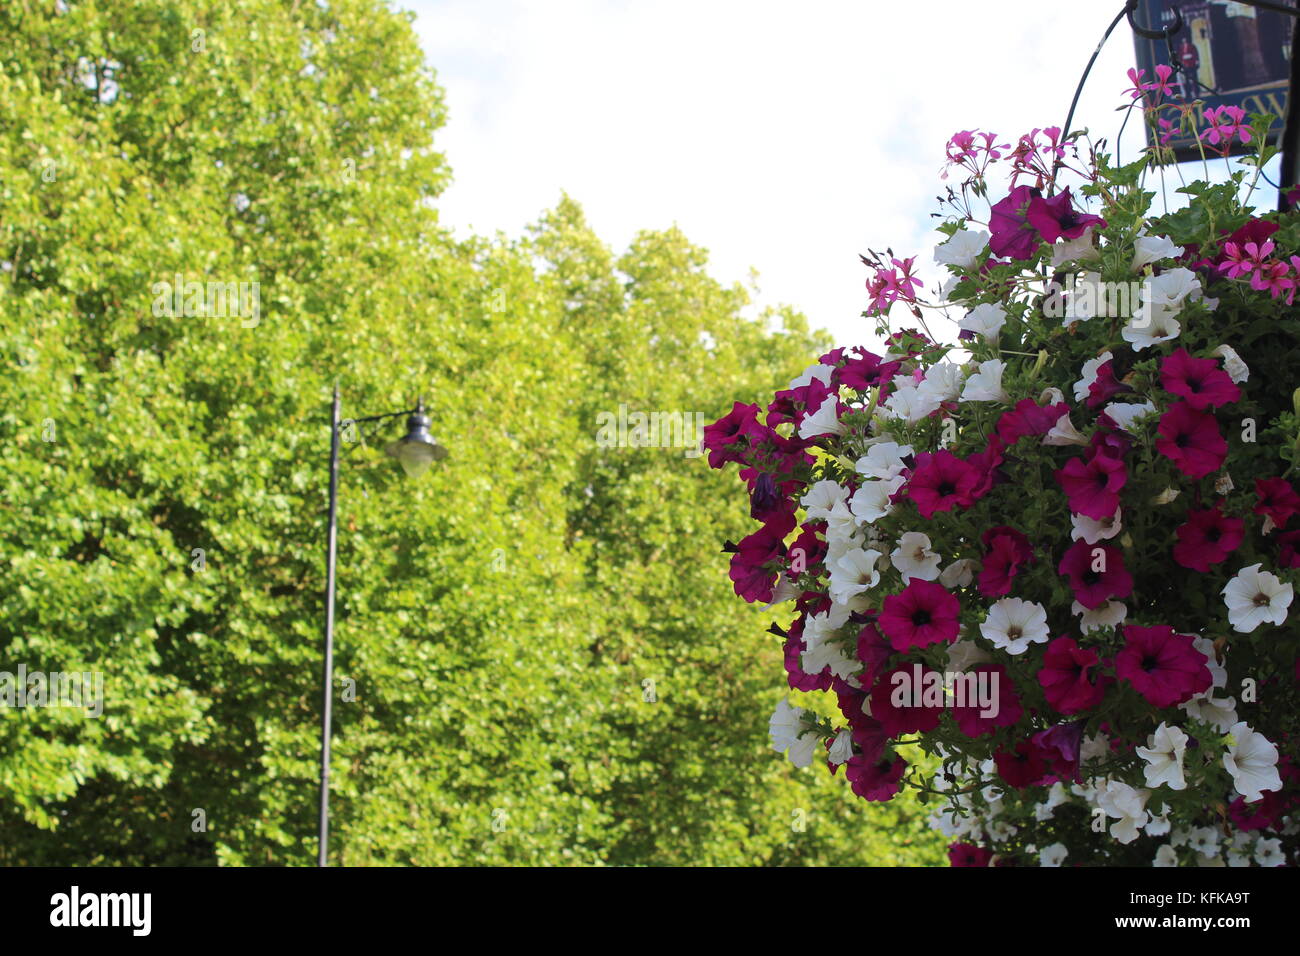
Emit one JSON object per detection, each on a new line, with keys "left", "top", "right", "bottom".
{"left": 706, "top": 72, "right": 1300, "bottom": 866}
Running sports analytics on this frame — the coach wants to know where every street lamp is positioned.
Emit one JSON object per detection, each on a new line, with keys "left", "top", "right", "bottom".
{"left": 318, "top": 384, "right": 446, "bottom": 867}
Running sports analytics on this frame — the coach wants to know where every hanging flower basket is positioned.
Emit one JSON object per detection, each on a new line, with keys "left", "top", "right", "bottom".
{"left": 706, "top": 76, "right": 1298, "bottom": 867}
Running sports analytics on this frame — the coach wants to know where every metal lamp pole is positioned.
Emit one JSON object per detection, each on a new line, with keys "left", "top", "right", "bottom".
{"left": 318, "top": 385, "right": 446, "bottom": 867}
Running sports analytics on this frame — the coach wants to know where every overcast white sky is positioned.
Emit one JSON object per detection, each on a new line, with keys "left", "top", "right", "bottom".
{"left": 398, "top": 0, "right": 1272, "bottom": 349}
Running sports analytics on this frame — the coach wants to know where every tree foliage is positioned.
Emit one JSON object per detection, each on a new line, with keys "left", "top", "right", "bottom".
{"left": 0, "top": 0, "right": 943, "bottom": 866}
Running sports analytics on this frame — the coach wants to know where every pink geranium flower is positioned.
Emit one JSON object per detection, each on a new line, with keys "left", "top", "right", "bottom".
{"left": 1155, "top": 401, "right": 1227, "bottom": 479}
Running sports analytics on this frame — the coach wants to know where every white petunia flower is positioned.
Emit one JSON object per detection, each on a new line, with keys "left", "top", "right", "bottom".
{"left": 827, "top": 728, "right": 854, "bottom": 766}
{"left": 939, "top": 558, "right": 978, "bottom": 589}
{"left": 849, "top": 476, "right": 905, "bottom": 525}
{"left": 1153, "top": 845, "right": 1179, "bottom": 867}
{"left": 1039, "top": 843, "right": 1068, "bottom": 867}
{"left": 1255, "top": 837, "right": 1285, "bottom": 867}
{"left": 1051, "top": 228, "right": 1100, "bottom": 268}
{"left": 801, "top": 480, "right": 849, "bottom": 521}
{"left": 769, "top": 699, "right": 819, "bottom": 768}
{"left": 961, "top": 359, "right": 1010, "bottom": 402}
{"left": 918, "top": 362, "right": 963, "bottom": 405}
{"left": 1145, "top": 803, "right": 1172, "bottom": 837}
{"left": 829, "top": 547, "right": 884, "bottom": 605}
{"left": 854, "top": 441, "right": 913, "bottom": 481}
{"left": 1192, "top": 636, "right": 1227, "bottom": 691}
{"left": 890, "top": 532, "right": 941, "bottom": 582}
{"left": 1223, "top": 721, "right": 1283, "bottom": 803}
{"left": 1181, "top": 692, "right": 1238, "bottom": 732}
{"left": 1062, "top": 271, "right": 1105, "bottom": 326}
{"left": 946, "top": 638, "right": 991, "bottom": 673}
{"left": 1071, "top": 507, "right": 1122, "bottom": 544}
{"left": 1212, "top": 344, "right": 1249, "bottom": 384}
{"left": 1043, "top": 413, "right": 1089, "bottom": 446}
{"left": 1187, "top": 826, "right": 1220, "bottom": 856}
{"left": 980, "top": 598, "right": 1050, "bottom": 655}
{"left": 1096, "top": 780, "right": 1150, "bottom": 844}
{"left": 759, "top": 573, "right": 801, "bottom": 612}
{"left": 1072, "top": 351, "right": 1113, "bottom": 402}
{"left": 934, "top": 228, "right": 989, "bottom": 270}
{"left": 1073, "top": 599, "right": 1127, "bottom": 634}
{"left": 787, "top": 362, "right": 834, "bottom": 391}
{"left": 1103, "top": 401, "right": 1158, "bottom": 433}
{"left": 801, "top": 637, "right": 861, "bottom": 682}
{"left": 958, "top": 303, "right": 1007, "bottom": 340}
{"left": 798, "top": 395, "right": 846, "bottom": 439}
{"left": 1136, "top": 723, "right": 1189, "bottom": 791}
{"left": 1222, "top": 563, "right": 1293, "bottom": 633}
{"left": 1132, "top": 234, "right": 1184, "bottom": 271}
{"left": 1145, "top": 267, "right": 1204, "bottom": 307}
{"left": 882, "top": 383, "right": 941, "bottom": 424}
{"left": 1121, "top": 303, "right": 1181, "bottom": 350}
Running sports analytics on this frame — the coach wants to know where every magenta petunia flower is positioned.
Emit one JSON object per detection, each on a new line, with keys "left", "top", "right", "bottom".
{"left": 727, "top": 512, "right": 795, "bottom": 603}
{"left": 906, "top": 449, "right": 979, "bottom": 518}
{"left": 855, "top": 621, "right": 894, "bottom": 688}
{"left": 783, "top": 618, "right": 833, "bottom": 692}
{"left": 994, "top": 738, "right": 1052, "bottom": 790}
{"left": 988, "top": 185, "right": 1042, "bottom": 260}
{"left": 1172, "top": 505, "right": 1245, "bottom": 572}
{"left": 869, "top": 664, "right": 945, "bottom": 735}
{"left": 1114, "top": 625, "right": 1212, "bottom": 708}
{"left": 1057, "top": 540, "right": 1133, "bottom": 610}
{"left": 1160, "top": 348, "right": 1241, "bottom": 410}
{"left": 1038, "top": 636, "right": 1106, "bottom": 714}
{"left": 1255, "top": 477, "right": 1300, "bottom": 529}
{"left": 1055, "top": 451, "right": 1127, "bottom": 520}
{"left": 1278, "top": 530, "right": 1300, "bottom": 569}
{"left": 703, "top": 401, "right": 763, "bottom": 468}
{"left": 845, "top": 753, "right": 906, "bottom": 802}
{"left": 1026, "top": 187, "right": 1106, "bottom": 243}
{"left": 950, "top": 664, "right": 1023, "bottom": 737}
{"left": 1085, "top": 359, "right": 1133, "bottom": 408}
{"left": 1033, "top": 721, "right": 1087, "bottom": 784}
{"left": 948, "top": 843, "right": 994, "bottom": 867}
{"left": 834, "top": 349, "right": 902, "bottom": 392}
{"left": 996, "top": 398, "right": 1070, "bottom": 445}
{"left": 878, "top": 579, "right": 961, "bottom": 651}
{"left": 966, "top": 436, "right": 1007, "bottom": 502}
{"left": 978, "top": 525, "right": 1034, "bottom": 597}
{"left": 1155, "top": 401, "right": 1227, "bottom": 479}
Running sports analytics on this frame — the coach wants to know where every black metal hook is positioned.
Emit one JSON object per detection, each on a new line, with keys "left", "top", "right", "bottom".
{"left": 1127, "top": 0, "right": 1183, "bottom": 41}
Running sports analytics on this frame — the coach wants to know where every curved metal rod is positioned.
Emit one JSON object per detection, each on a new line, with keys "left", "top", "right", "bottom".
{"left": 1127, "top": 1, "right": 1182, "bottom": 40}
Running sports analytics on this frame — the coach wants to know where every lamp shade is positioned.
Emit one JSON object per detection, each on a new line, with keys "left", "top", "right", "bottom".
{"left": 384, "top": 404, "right": 447, "bottom": 478}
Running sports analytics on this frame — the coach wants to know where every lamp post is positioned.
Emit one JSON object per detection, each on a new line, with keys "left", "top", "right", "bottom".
{"left": 318, "top": 384, "right": 446, "bottom": 867}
